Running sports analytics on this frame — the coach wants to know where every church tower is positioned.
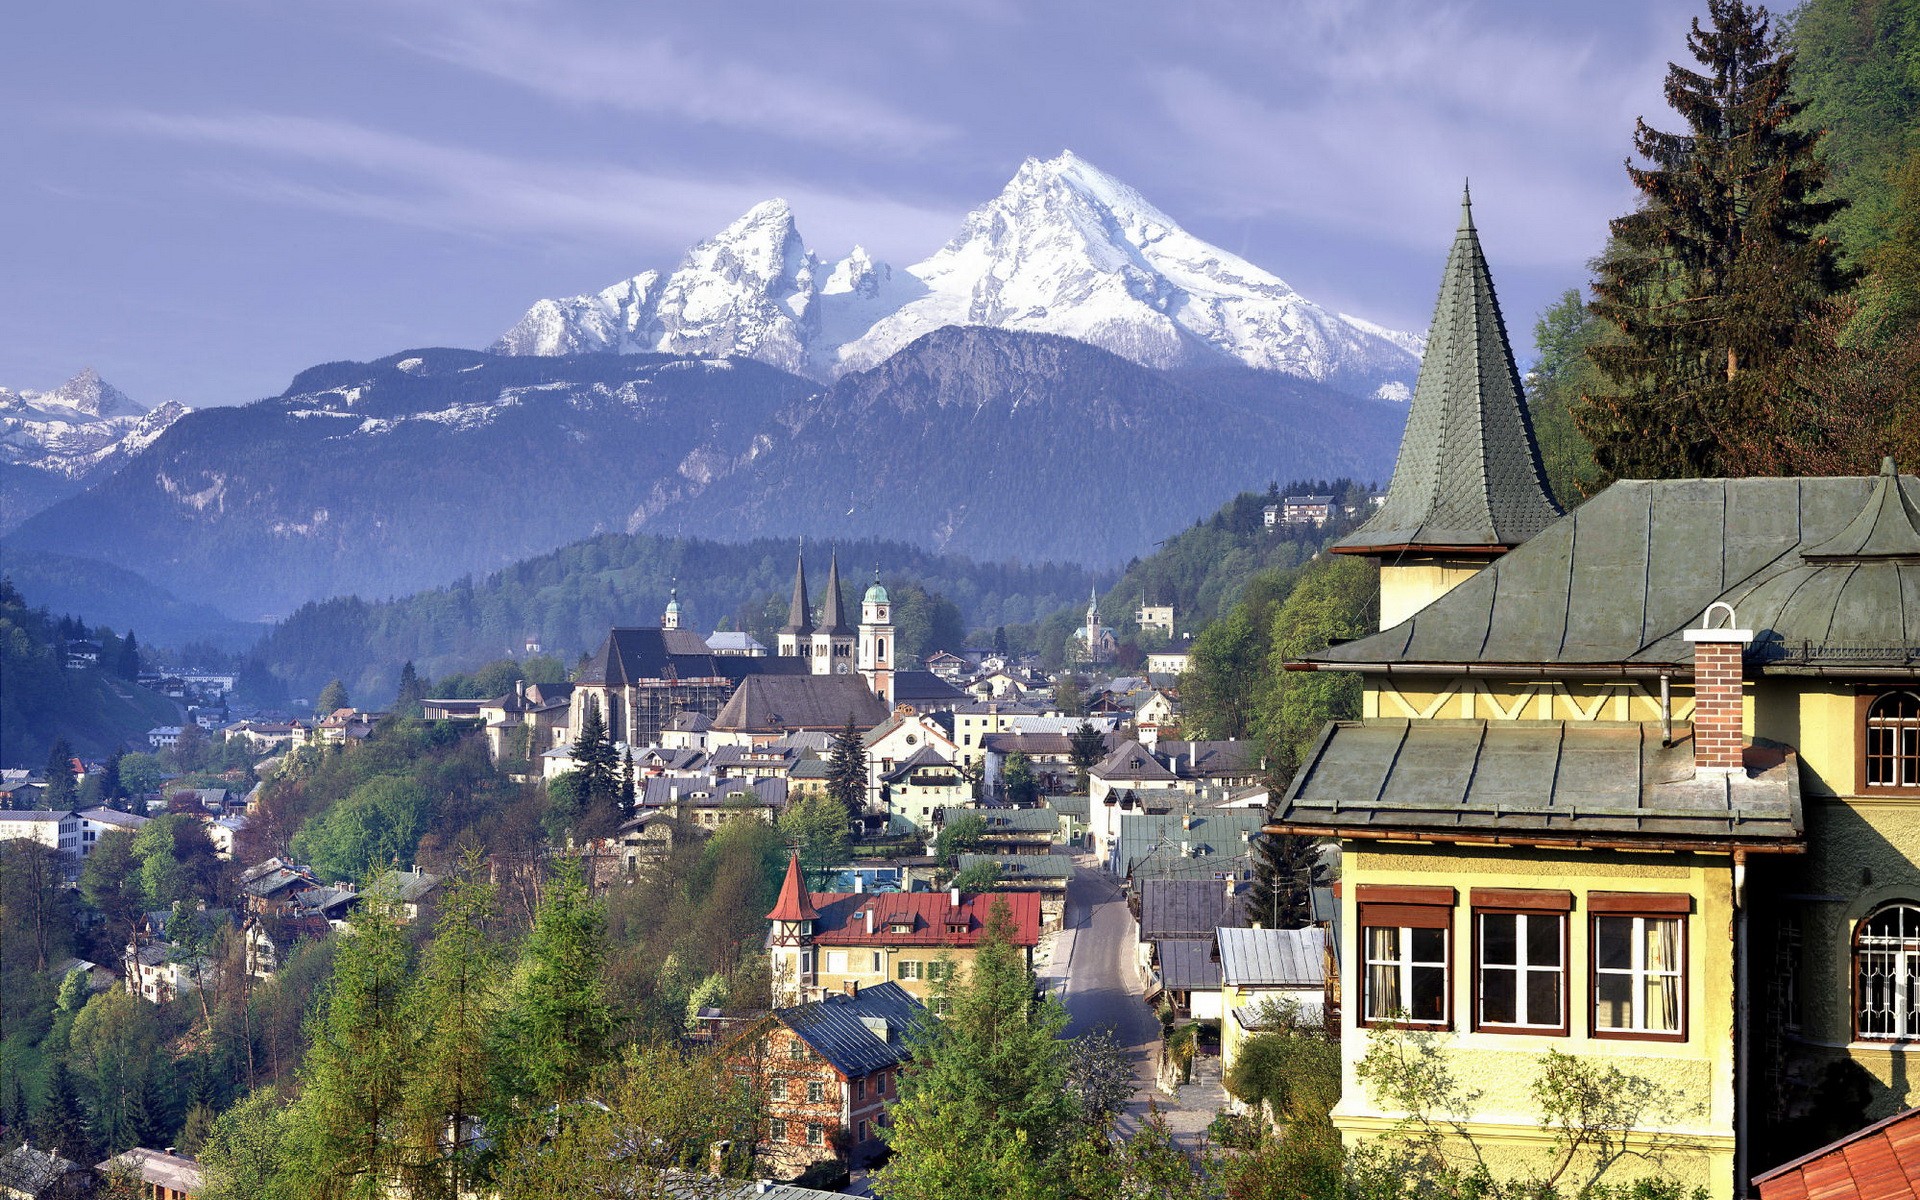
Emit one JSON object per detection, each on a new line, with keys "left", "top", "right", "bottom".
{"left": 661, "top": 581, "right": 681, "bottom": 631}
{"left": 766, "top": 852, "right": 819, "bottom": 1006}
{"left": 858, "top": 568, "right": 894, "bottom": 703}
{"left": 777, "top": 547, "right": 812, "bottom": 660}
{"left": 1331, "top": 186, "right": 1562, "bottom": 628}
{"left": 811, "top": 550, "right": 856, "bottom": 675}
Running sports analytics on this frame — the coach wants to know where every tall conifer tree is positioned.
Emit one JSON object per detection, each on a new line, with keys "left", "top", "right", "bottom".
{"left": 826, "top": 717, "right": 869, "bottom": 824}
{"left": 1582, "top": 0, "right": 1848, "bottom": 480}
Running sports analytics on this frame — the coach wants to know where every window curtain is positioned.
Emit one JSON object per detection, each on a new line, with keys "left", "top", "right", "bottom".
{"left": 1648, "top": 918, "right": 1680, "bottom": 1032}
{"left": 1367, "top": 927, "right": 1402, "bottom": 1017}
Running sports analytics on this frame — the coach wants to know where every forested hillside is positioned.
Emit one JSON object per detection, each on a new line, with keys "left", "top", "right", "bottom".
{"left": 251, "top": 532, "right": 1102, "bottom": 699}
{"left": 0, "top": 579, "right": 182, "bottom": 764}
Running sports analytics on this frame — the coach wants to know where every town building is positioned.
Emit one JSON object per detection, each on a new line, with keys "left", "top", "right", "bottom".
{"left": 0, "top": 810, "right": 82, "bottom": 856}
{"left": 1217, "top": 926, "right": 1332, "bottom": 1109}
{"left": 1280, "top": 494, "right": 1336, "bottom": 526}
{"left": 96, "top": 1148, "right": 204, "bottom": 1199}
{"left": 729, "top": 981, "right": 921, "bottom": 1175}
{"left": 1262, "top": 192, "right": 1901, "bottom": 1197}
{"left": 766, "top": 854, "right": 1042, "bottom": 1005}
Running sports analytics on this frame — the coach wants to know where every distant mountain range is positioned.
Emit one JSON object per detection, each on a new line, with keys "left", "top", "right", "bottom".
{"left": 2, "top": 330, "right": 1407, "bottom": 622}
{"left": 0, "top": 368, "right": 189, "bottom": 532}
{"left": 497, "top": 152, "right": 1424, "bottom": 400}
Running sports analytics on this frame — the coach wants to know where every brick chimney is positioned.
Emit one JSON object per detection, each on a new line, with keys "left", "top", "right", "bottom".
{"left": 1683, "top": 602, "right": 1752, "bottom": 773}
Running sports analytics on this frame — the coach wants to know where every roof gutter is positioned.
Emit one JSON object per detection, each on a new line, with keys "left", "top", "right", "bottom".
{"left": 1263, "top": 822, "right": 1806, "bottom": 856}
{"left": 1285, "top": 659, "right": 1685, "bottom": 679}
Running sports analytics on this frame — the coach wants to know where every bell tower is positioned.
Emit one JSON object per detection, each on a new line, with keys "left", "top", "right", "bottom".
{"left": 661, "top": 580, "right": 681, "bottom": 631}
{"left": 859, "top": 568, "right": 894, "bottom": 703}
{"left": 766, "top": 852, "right": 819, "bottom": 1005}
{"left": 811, "top": 550, "right": 856, "bottom": 675}
{"left": 778, "top": 545, "right": 812, "bottom": 660}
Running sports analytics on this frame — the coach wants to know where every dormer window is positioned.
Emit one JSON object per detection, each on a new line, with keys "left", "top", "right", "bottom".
{"left": 889, "top": 922, "right": 914, "bottom": 935}
{"left": 1864, "top": 692, "right": 1920, "bottom": 790}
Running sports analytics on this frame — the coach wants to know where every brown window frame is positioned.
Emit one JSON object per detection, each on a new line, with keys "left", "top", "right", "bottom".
{"left": 1470, "top": 889, "right": 1573, "bottom": 1037}
{"left": 1858, "top": 692, "right": 1920, "bottom": 796}
{"left": 1588, "top": 893, "right": 1691, "bottom": 1044}
{"left": 1356, "top": 884, "right": 1455, "bottom": 1030}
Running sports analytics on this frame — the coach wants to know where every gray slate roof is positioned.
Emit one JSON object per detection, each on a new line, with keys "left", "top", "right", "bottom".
{"left": 1092, "top": 741, "right": 1178, "bottom": 783}
{"left": 974, "top": 807, "right": 1060, "bottom": 833}
{"left": 1334, "top": 189, "right": 1560, "bottom": 554}
{"left": 578, "top": 627, "right": 807, "bottom": 688}
{"left": 1316, "top": 469, "right": 1920, "bottom": 673}
{"left": 776, "top": 980, "right": 921, "bottom": 1076}
{"left": 1217, "top": 926, "right": 1326, "bottom": 988}
{"left": 883, "top": 744, "right": 958, "bottom": 783}
{"left": 1157, "top": 938, "right": 1221, "bottom": 991}
{"left": 1114, "top": 810, "right": 1265, "bottom": 880}
{"left": 892, "top": 670, "right": 968, "bottom": 706}
{"left": 712, "top": 674, "right": 889, "bottom": 732}
{"left": 1277, "top": 718, "right": 1802, "bottom": 847}
{"left": 1140, "top": 878, "right": 1250, "bottom": 940}
{"left": 954, "top": 853, "right": 1075, "bottom": 880}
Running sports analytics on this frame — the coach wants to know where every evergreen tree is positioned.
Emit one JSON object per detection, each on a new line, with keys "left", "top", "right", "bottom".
{"left": 1244, "top": 828, "right": 1326, "bottom": 931}
{"left": 34, "top": 1060, "right": 96, "bottom": 1165}
{"left": 117, "top": 630, "right": 141, "bottom": 680}
{"left": 315, "top": 678, "right": 350, "bottom": 716}
{"left": 43, "top": 738, "right": 77, "bottom": 807}
{"left": 572, "top": 696, "right": 617, "bottom": 809}
{"left": 403, "top": 858, "right": 500, "bottom": 1200}
{"left": 878, "top": 898, "right": 1078, "bottom": 1200}
{"left": 499, "top": 859, "right": 612, "bottom": 1112}
{"left": 283, "top": 892, "right": 421, "bottom": 1198}
{"left": 618, "top": 747, "right": 636, "bottom": 819}
{"left": 826, "top": 717, "right": 869, "bottom": 823}
{"left": 1003, "top": 751, "right": 1040, "bottom": 806}
{"left": 393, "top": 661, "right": 425, "bottom": 719}
{"left": 1068, "top": 722, "right": 1107, "bottom": 794}
{"left": 1582, "top": 0, "right": 1850, "bottom": 480}
{"left": 97, "top": 751, "right": 126, "bottom": 806}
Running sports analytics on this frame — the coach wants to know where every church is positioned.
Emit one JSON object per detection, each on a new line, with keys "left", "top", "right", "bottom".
{"left": 569, "top": 547, "right": 956, "bottom": 748}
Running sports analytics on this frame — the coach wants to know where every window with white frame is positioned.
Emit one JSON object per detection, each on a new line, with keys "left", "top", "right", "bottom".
{"left": 770, "top": 1078, "right": 787, "bottom": 1100}
{"left": 807, "top": 1081, "right": 824, "bottom": 1103}
{"left": 1857, "top": 902, "right": 1920, "bottom": 1040}
{"left": 806, "top": 1123, "right": 824, "bottom": 1146}
{"left": 770, "top": 1118, "right": 787, "bottom": 1142}
{"left": 1362, "top": 925, "right": 1448, "bottom": 1024}
{"left": 1476, "top": 911, "right": 1566, "bottom": 1030}
{"left": 1593, "top": 912, "right": 1685, "bottom": 1036}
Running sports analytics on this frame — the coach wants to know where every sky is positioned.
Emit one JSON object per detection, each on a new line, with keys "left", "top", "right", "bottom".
{"left": 2, "top": 0, "right": 1708, "bottom": 407}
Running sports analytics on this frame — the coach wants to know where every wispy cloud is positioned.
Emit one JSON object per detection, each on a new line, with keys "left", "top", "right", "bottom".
{"left": 100, "top": 110, "right": 958, "bottom": 259}
{"left": 1144, "top": 1, "right": 1667, "bottom": 267}
{"left": 402, "top": 11, "right": 956, "bottom": 155}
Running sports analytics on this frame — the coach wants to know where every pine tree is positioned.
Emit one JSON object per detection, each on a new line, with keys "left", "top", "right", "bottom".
{"left": 283, "top": 891, "right": 421, "bottom": 1198}
{"left": 1581, "top": 0, "right": 1849, "bottom": 480}
{"left": 117, "top": 630, "right": 141, "bottom": 680}
{"left": 826, "top": 717, "right": 869, "bottom": 824}
{"left": 403, "top": 858, "right": 500, "bottom": 1200}
{"left": 618, "top": 747, "right": 636, "bottom": 819}
{"left": 35, "top": 1060, "right": 97, "bottom": 1165}
{"left": 98, "top": 751, "right": 126, "bottom": 806}
{"left": 878, "top": 898, "right": 1078, "bottom": 1200}
{"left": 1244, "top": 828, "right": 1325, "bottom": 931}
{"left": 1068, "top": 722, "right": 1107, "bottom": 795}
{"left": 499, "top": 859, "right": 611, "bottom": 1113}
{"left": 44, "top": 737, "right": 77, "bottom": 807}
{"left": 393, "top": 662, "right": 425, "bottom": 719}
{"left": 315, "top": 678, "right": 350, "bottom": 717}
{"left": 573, "top": 696, "right": 617, "bottom": 808}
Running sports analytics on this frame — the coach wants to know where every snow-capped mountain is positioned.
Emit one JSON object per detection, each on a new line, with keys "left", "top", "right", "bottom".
{"left": 493, "top": 200, "right": 910, "bottom": 380}
{"left": 496, "top": 152, "right": 1423, "bottom": 399}
{"left": 0, "top": 369, "right": 188, "bottom": 478}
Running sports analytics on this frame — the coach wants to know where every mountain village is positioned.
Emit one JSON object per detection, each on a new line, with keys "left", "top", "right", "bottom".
{"left": 7, "top": 3, "right": 1920, "bottom": 1198}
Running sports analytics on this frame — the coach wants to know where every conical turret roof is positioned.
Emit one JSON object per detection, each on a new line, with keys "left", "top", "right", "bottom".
{"left": 817, "top": 550, "right": 851, "bottom": 635}
{"left": 766, "top": 852, "right": 820, "bottom": 921}
{"left": 782, "top": 547, "right": 813, "bottom": 636}
{"left": 1334, "top": 187, "right": 1561, "bottom": 556}
{"left": 1801, "top": 457, "right": 1920, "bottom": 561}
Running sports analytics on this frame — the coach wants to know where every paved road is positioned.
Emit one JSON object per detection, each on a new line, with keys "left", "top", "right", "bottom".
{"left": 1053, "top": 863, "right": 1223, "bottom": 1148}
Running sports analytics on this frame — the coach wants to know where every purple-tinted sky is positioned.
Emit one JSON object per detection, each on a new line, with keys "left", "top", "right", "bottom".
{"left": 3, "top": 0, "right": 1706, "bottom": 407}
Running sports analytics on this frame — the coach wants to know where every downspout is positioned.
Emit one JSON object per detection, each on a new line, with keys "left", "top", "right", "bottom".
{"left": 1733, "top": 850, "right": 1749, "bottom": 1199}
{"left": 1660, "top": 673, "right": 1673, "bottom": 748}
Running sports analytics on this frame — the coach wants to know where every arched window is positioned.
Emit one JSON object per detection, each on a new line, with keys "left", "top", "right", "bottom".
{"left": 1856, "top": 903, "right": 1920, "bottom": 1039}
{"left": 1866, "top": 692, "right": 1920, "bottom": 788}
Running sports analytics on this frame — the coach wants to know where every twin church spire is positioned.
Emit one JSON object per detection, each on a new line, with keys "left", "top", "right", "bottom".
{"left": 776, "top": 544, "right": 893, "bottom": 701}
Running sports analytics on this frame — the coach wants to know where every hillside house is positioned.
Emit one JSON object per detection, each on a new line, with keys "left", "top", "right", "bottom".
{"left": 728, "top": 981, "right": 920, "bottom": 1174}
{"left": 767, "top": 855, "right": 1042, "bottom": 1005}
{"left": 880, "top": 747, "right": 967, "bottom": 834}
{"left": 0, "top": 810, "right": 81, "bottom": 856}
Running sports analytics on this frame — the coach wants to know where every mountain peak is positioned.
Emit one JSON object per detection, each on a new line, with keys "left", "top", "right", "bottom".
{"left": 47, "top": 368, "right": 145, "bottom": 419}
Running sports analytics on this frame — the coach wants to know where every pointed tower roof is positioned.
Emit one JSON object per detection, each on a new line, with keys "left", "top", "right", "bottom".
{"left": 1333, "top": 186, "right": 1561, "bottom": 557}
{"left": 817, "top": 550, "right": 851, "bottom": 635}
{"left": 782, "top": 546, "right": 813, "bottom": 636}
{"left": 1801, "top": 458, "right": 1920, "bottom": 561}
{"left": 766, "top": 852, "right": 820, "bottom": 921}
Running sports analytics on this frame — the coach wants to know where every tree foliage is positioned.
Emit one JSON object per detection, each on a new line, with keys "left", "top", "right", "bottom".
{"left": 1581, "top": 0, "right": 1850, "bottom": 481}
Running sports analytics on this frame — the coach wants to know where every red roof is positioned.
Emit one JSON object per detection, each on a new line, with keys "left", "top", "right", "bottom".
{"left": 808, "top": 890, "right": 1042, "bottom": 948}
{"left": 766, "top": 854, "right": 820, "bottom": 922}
{"left": 1755, "top": 1108, "right": 1920, "bottom": 1200}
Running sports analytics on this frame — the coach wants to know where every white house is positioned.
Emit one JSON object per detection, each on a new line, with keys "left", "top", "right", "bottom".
{"left": 77, "top": 807, "right": 149, "bottom": 855}
{"left": 0, "top": 809, "right": 82, "bottom": 855}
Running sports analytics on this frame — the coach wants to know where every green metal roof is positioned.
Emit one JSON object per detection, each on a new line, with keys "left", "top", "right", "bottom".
{"left": 1312, "top": 471, "right": 1920, "bottom": 673}
{"left": 1333, "top": 187, "right": 1561, "bottom": 554}
{"left": 1275, "top": 719, "right": 1802, "bottom": 847}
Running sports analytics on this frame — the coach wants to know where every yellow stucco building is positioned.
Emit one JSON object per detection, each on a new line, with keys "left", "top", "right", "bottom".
{"left": 1268, "top": 192, "right": 1920, "bottom": 1196}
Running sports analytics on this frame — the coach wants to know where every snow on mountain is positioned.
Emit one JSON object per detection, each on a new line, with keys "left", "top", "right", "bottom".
{"left": 0, "top": 369, "right": 188, "bottom": 479}
{"left": 495, "top": 152, "right": 1424, "bottom": 397}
